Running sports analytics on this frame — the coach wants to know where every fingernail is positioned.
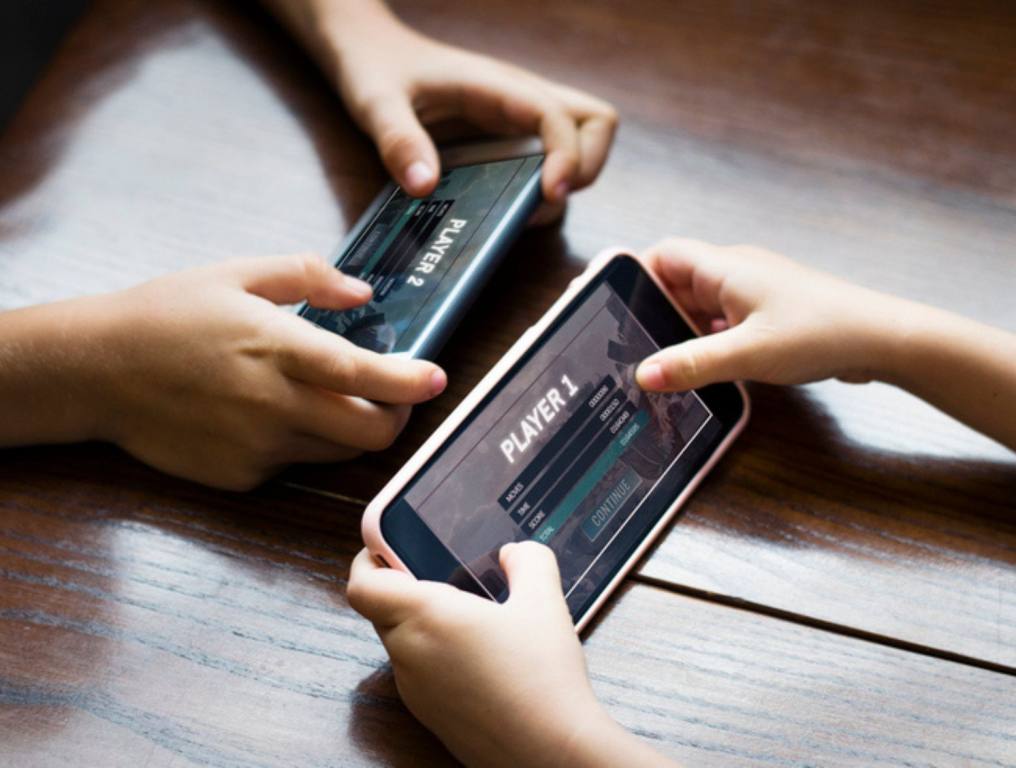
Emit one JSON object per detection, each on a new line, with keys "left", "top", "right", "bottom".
{"left": 637, "top": 361, "right": 665, "bottom": 391}
{"left": 346, "top": 276, "right": 373, "bottom": 299}
{"left": 553, "top": 180, "right": 570, "bottom": 202}
{"left": 404, "top": 161, "right": 433, "bottom": 192}
{"left": 429, "top": 368, "right": 447, "bottom": 397}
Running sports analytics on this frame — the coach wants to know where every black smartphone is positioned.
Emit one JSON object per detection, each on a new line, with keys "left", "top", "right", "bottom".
{"left": 298, "top": 138, "right": 544, "bottom": 359}
{"left": 363, "top": 252, "right": 750, "bottom": 630}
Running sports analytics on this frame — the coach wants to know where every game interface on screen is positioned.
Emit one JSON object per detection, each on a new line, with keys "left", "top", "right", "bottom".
{"left": 301, "top": 155, "right": 541, "bottom": 355}
{"left": 392, "top": 278, "right": 725, "bottom": 613}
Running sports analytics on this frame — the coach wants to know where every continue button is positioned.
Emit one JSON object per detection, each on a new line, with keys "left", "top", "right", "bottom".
{"left": 581, "top": 466, "right": 642, "bottom": 542}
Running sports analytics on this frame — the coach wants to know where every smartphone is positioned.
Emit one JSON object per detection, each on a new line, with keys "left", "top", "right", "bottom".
{"left": 297, "top": 138, "right": 544, "bottom": 359}
{"left": 361, "top": 251, "right": 750, "bottom": 631}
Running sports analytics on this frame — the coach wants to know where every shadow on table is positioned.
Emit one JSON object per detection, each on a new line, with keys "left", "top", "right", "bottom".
{"left": 0, "top": 0, "right": 376, "bottom": 240}
{"left": 642, "top": 380, "right": 1016, "bottom": 564}
{"left": 347, "top": 667, "right": 456, "bottom": 767}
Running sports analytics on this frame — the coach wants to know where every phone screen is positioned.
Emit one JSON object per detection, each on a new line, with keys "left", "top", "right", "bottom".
{"left": 300, "top": 154, "right": 543, "bottom": 356}
{"left": 381, "top": 256, "right": 745, "bottom": 619}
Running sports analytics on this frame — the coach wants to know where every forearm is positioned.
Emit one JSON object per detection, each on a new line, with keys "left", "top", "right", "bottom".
{"left": 260, "top": 0, "right": 404, "bottom": 81}
{"left": 878, "top": 299, "right": 1016, "bottom": 451}
{"left": 0, "top": 297, "right": 111, "bottom": 447}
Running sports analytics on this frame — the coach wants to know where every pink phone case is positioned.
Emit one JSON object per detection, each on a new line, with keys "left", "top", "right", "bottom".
{"left": 361, "top": 248, "right": 751, "bottom": 632}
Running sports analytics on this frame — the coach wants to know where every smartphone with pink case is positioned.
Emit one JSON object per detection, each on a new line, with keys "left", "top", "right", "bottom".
{"left": 361, "top": 249, "right": 749, "bottom": 631}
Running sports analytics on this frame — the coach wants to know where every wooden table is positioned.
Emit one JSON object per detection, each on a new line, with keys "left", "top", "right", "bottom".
{"left": 2, "top": 1, "right": 1014, "bottom": 765}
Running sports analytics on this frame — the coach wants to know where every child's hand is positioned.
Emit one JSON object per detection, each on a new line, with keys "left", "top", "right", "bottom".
{"left": 635, "top": 238, "right": 902, "bottom": 392}
{"left": 90, "top": 254, "right": 445, "bottom": 489}
{"left": 348, "top": 542, "right": 662, "bottom": 768}
{"left": 325, "top": 14, "right": 618, "bottom": 208}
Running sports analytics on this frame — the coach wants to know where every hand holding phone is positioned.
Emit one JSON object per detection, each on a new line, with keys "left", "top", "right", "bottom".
{"left": 299, "top": 139, "right": 546, "bottom": 360}
{"left": 636, "top": 238, "right": 899, "bottom": 391}
{"left": 637, "top": 238, "right": 1016, "bottom": 452}
{"left": 271, "top": 3, "right": 618, "bottom": 202}
{"left": 362, "top": 251, "right": 750, "bottom": 629}
{"left": 9, "top": 254, "right": 445, "bottom": 490}
{"left": 348, "top": 541, "right": 668, "bottom": 768}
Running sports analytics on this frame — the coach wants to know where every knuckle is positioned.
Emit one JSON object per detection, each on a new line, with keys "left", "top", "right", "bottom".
{"left": 242, "top": 376, "right": 286, "bottom": 410}
{"left": 243, "top": 386, "right": 276, "bottom": 412}
{"left": 249, "top": 429, "right": 285, "bottom": 465}
{"left": 365, "top": 410, "right": 403, "bottom": 451}
{"left": 220, "top": 466, "right": 265, "bottom": 492}
{"left": 232, "top": 414, "right": 289, "bottom": 464}
{"left": 326, "top": 350, "right": 356, "bottom": 391}
{"left": 353, "top": 89, "right": 392, "bottom": 120}
{"left": 376, "top": 127, "right": 419, "bottom": 160}
{"left": 249, "top": 311, "right": 284, "bottom": 350}
{"left": 343, "top": 353, "right": 364, "bottom": 391}
{"left": 345, "top": 578, "right": 370, "bottom": 615}
{"left": 399, "top": 620, "right": 436, "bottom": 654}
{"left": 293, "top": 251, "right": 324, "bottom": 280}
{"left": 340, "top": 447, "right": 365, "bottom": 462}
{"left": 365, "top": 430, "right": 395, "bottom": 453}
{"left": 544, "top": 96, "right": 571, "bottom": 123}
{"left": 644, "top": 238, "right": 679, "bottom": 265}
{"left": 416, "top": 598, "right": 459, "bottom": 633}
{"left": 670, "top": 351, "right": 700, "bottom": 386}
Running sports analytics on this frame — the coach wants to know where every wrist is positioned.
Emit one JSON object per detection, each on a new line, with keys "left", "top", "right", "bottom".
{"left": 553, "top": 697, "right": 663, "bottom": 768}
{"left": 831, "top": 287, "right": 921, "bottom": 385}
{"left": 302, "top": 1, "right": 412, "bottom": 83}
{"left": 862, "top": 294, "right": 941, "bottom": 388}
{"left": 875, "top": 298, "right": 995, "bottom": 394}
{"left": 48, "top": 294, "right": 122, "bottom": 444}
{"left": 0, "top": 295, "right": 117, "bottom": 446}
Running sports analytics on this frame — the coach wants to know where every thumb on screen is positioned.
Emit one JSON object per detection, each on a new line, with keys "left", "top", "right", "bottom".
{"left": 637, "top": 325, "right": 757, "bottom": 392}
{"left": 499, "top": 541, "right": 564, "bottom": 603}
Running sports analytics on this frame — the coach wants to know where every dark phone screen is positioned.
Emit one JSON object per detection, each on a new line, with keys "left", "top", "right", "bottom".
{"left": 300, "top": 155, "right": 542, "bottom": 355}
{"left": 381, "top": 256, "right": 745, "bottom": 620}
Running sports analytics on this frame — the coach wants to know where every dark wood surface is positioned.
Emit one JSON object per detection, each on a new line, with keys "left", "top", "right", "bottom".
{"left": 2, "top": 448, "right": 1014, "bottom": 767}
{"left": 1, "top": 0, "right": 1014, "bottom": 765}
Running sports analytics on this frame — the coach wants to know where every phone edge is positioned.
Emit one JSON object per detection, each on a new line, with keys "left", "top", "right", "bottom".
{"left": 573, "top": 251, "right": 751, "bottom": 631}
{"left": 294, "top": 137, "right": 544, "bottom": 358}
{"left": 361, "top": 250, "right": 619, "bottom": 575}
{"left": 408, "top": 167, "right": 542, "bottom": 360}
{"left": 361, "top": 248, "right": 752, "bottom": 632}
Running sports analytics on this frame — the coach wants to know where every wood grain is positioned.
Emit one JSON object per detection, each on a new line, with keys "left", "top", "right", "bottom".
{"left": 584, "top": 582, "right": 1016, "bottom": 767}
{"left": 638, "top": 379, "right": 1016, "bottom": 669}
{"left": 1, "top": 450, "right": 1012, "bottom": 767}
{"left": 0, "top": 0, "right": 379, "bottom": 309}
{"left": 0, "top": 446, "right": 452, "bottom": 768}
{"left": 1, "top": 0, "right": 1015, "bottom": 763}
{"left": 298, "top": 0, "right": 1016, "bottom": 666}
